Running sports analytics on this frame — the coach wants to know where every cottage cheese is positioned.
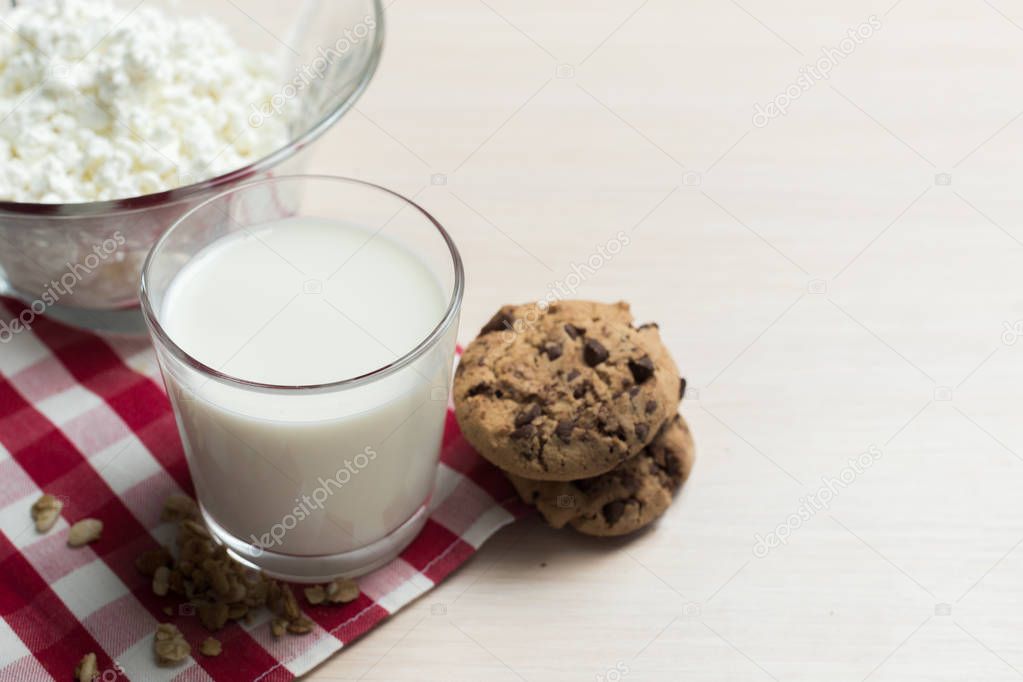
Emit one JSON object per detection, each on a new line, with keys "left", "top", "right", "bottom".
{"left": 0, "top": 0, "right": 289, "bottom": 203}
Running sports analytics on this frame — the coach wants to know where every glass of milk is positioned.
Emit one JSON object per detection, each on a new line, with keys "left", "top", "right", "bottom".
{"left": 140, "top": 176, "right": 463, "bottom": 581}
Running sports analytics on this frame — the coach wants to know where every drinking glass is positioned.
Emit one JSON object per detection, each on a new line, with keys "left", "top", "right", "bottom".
{"left": 140, "top": 176, "right": 463, "bottom": 581}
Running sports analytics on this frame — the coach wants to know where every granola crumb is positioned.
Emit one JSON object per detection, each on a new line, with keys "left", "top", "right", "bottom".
{"left": 325, "top": 578, "right": 360, "bottom": 604}
{"left": 270, "top": 618, "right": 287, "bottom": 638}
{"left": 67, "top": 518, "right": 102, "bottom": 547}
{"left": 268, "top": 583, "right": 300, "bottom": 621}
{"left": 152, "top": 565, "right": 171, "bottom": 597}
{"left": 31, "top": 493, "right": 62, "bottom": 533}
{"left": 74, "top": 652, "right": 98, "bottom": 682}
{"left": 154, "top": 623, "right": 190, "bottom": 666}
{"left": 304, "top": 585, "right": 325, "bottom": 605}
{"left": 198, "top": 600, "right": 230, "bottom": 632}
{"left": 161, "top": 494, "right": 199, "bottom": 523}
{"left": 136, "top": 515, "right": 322, "bottom": 643}
{"left": 199, "top": 637, "right": 222, "bottom": 657}
{"left": 287, "top": 616, "right": 315, "bottom": 635}
{"left": 135, "top": 546, "right": 172, "bottom": 576}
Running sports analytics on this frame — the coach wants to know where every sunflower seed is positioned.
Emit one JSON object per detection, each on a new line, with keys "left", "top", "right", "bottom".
{"left": 31, "top": 493, "right": 62, "bottom": 533}
{"left": 199, "top": 637, "right": 222, "bottom": 657}
{"left": 74, "top": 652, "right": 97, "bottom": 682}
{"left": 67, "top": 519, "right": 102, "bottom": 547}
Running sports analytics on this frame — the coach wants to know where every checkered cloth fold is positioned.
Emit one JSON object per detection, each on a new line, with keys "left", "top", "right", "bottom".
{"left": 0, "top": 297, "right": 527, "bottom": 681}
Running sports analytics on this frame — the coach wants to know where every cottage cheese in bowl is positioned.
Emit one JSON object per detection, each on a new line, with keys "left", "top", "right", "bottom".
{"left": 0, "top": 0, "right": 383, "bottom": 334}
{"left": 0, "top": 0, "right": 289, "bottom": 203}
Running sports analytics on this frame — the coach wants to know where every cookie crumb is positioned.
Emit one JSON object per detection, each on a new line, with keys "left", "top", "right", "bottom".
{"left": 199, "top": 637, "right": 222, "bottom": 657}
{"left": 31, "top": 493, "right": 62, "bottom": 533}
{"left": 153, "top": 623, "right": 190, "bottom": 666}
{"left": 67, "top": 519, "right": 102, "bottom": 547}
{"left": 75, "top": 652, "right": 98, "bottom": 682}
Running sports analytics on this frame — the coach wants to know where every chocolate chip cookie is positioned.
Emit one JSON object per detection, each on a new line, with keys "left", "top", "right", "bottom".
{"left": 454, "top": 300, "right": 682, "bottom": 481}
{"left": 508, "top": 414, "right": 695, "bottom": 536}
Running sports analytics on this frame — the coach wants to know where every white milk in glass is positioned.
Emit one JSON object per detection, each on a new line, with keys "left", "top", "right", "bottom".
{"left": 160, "top": 217, "right": 451, "bottom": 557}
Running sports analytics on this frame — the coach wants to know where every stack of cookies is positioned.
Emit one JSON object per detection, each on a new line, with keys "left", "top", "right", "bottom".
{"left": 453, "top": 301, "right": 694, "bottom": 537}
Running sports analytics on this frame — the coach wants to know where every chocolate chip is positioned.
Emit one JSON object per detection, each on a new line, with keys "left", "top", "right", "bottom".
{"left": 555, "top": 419, "right": 574, "bottom": 441}
{"left": 573, "top": 382, "right": 590, "bottom": 399}
{"left": 574, "top": 477, "right": 596, "bottom": 493}
{"left": 566, "top": 369, "right": 580, "bottom": 382}
{"left": 628, "top": 386, "right": 640, "bottom": 397}
{"left": 480, "top": 309, "right": 514, "bottom": 335}
{"left": 564, "top": 324, "right": 583, "bottom": 340}
{"left": 583, "top": 339, "right": 608, "bottom": 367}
{"left": 542, "top": 342, "right": 563, "bottom": 360}
{"left": 600, "top": 421, "right": 627, "bottom": 441}
{"left": 679, "top": 377, "right": 687, "bottom": 400}
{"left": 628, "top": 356, "right": 655, "bottom": 384}
{"left": 466, "top": 383, "right": 491, "bottom": 397}
{"left": 511, "top": 423, "right": 535, "bottom": 440}
{"left": 664, "top": 452, "right": 681, "bottom": 478}
{"left": 637, "top": 322, "right": 659, "bottom": 331}
{"left": 602, "top": 501, "right": 625, "bottom": 525}
{"left": 645, "top": 400, "right": 657, "bottom": 414}
{"left": 514, "top": 404, "right": 541, "bottom": 427}
{"left": 635, "top": 423, "right": 649, "bottom": 440}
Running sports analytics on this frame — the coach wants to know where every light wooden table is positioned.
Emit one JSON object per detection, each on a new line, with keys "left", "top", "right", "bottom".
{"left": 291, "top": 0, "right": 1023, "bottom": 679}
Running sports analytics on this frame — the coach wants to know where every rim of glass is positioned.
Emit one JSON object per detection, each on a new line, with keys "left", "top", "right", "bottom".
{"left": 0, "top": 0, "right": 384, "bottom": 218}
{"left": 139, "top": 174, "right": 465, "bottom": 394}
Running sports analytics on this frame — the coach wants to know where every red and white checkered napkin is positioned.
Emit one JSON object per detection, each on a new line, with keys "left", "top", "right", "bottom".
{"left": 0, "top": 296, "right": 529, "bottom": 681}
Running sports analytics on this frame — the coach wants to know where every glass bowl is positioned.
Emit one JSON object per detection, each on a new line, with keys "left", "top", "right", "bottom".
{"left": 0, "top": 0, "right": 384, "bottom": 334}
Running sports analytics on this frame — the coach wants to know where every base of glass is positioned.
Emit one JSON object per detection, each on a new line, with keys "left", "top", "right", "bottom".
{"left": 201, "top": 503, "right": 430, "bottom": 583}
